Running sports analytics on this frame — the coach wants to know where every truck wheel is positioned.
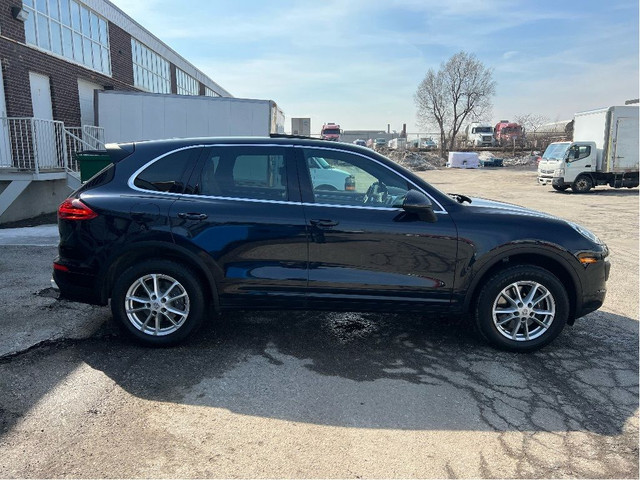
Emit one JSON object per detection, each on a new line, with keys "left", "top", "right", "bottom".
{"left": 111, "top": 260, "right": 206, "bottom": 346}
{"left": 552, "top": 185, "right": 569, "bottom": 192}
{"left": 571, "top": 175, "right": 593, "bottom": 193}
{"left": 474, "top": 265, "right": 569, "bottom": 352}
{"left": 314, "top": 184, "right": 338, "bottom": 191}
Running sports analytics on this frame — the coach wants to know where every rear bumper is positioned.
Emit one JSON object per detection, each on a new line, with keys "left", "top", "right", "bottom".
{"left": 53, "top": 264, "right": 106, "bottom": 305}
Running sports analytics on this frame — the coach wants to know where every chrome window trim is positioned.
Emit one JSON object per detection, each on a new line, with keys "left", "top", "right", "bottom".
{"left": 127, "top": 143, "right": 448, "bottom": 214}
{"left": 294, "top": 145, "right": 448, "bottom": 214}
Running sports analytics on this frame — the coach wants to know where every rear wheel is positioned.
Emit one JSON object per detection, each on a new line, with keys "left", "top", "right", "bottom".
{"left": 571, "top": 174, "right": 593, "bottom": 193}
{"left": 111, "top": 260, "right": 205, "bottom": 346}
{"left": 475, "top": 265, "right": 569, "bottom": 352}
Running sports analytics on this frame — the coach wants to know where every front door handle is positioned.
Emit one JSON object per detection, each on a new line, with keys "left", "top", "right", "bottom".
{"left": 178, "top": 212, "right": 208, "bottom": 221}
{"left": 310, "top": 218, "right": 339, "bottom": 228}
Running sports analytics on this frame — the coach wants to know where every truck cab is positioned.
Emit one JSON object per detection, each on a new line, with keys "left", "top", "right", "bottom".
{"left": 465, "top": 123, "right": 495, "bottom": 147}
{"left": 321, "top": 123, "right": 342, "bottom": 141}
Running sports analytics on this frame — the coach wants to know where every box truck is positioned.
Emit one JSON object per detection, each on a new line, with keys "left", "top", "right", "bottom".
{"left": 538, "top": 106, "right": 639, "bottom": 193}
{"left": 96, "top": 91, "right": 285, "bottom": 143}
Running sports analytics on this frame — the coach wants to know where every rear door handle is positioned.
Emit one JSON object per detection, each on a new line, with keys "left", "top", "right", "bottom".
{"left": 310, "top": 218, "right": 339, "bottom": 228}
{"left": 178, "top": 212, "right": 208, "bottom": 220}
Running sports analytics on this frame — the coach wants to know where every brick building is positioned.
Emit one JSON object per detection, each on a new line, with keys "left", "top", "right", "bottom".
{"left": 0, "top": 0, "right": 231, "bottom": 222}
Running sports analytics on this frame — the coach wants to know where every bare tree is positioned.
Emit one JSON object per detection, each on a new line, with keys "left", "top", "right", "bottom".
{"left": 415, "top": 52, "right": 495, "bottom": 157}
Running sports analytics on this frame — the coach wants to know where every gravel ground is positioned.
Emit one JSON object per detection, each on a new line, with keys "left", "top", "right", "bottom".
{"left": 0, "top": 167, "right": 637, "bottom": 478}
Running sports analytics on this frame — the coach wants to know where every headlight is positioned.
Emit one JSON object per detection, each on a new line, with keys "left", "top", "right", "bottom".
{"left": 568, "top": 221, "right": 602, "bottom": 244}
{"left": 554, "top": 168, "right": 565, "bottom": 176}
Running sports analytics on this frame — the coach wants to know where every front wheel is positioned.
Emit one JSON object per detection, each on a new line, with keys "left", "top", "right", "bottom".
{"left": 552, "top": 184, "right": 569, "bottom": 192}
{"left": 111, "top": 260, "right": 206, "bottom": 346}
{"left": 475, "top": 265, "right": 569, "bottom": 352}
{"left": 571, "top": 174, "right": 593, "bottom": 193}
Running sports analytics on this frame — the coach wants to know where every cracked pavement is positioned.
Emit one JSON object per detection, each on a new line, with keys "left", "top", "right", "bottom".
{"left": 0, "top": 168, "right": 637, "bottom": 478}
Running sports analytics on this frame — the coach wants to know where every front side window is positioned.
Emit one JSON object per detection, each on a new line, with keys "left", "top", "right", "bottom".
{"left": 134, "top": 148, "right": 201, "bottom": 193}
{"left": 192, "top": 147, "right": 288, "bottom": 201}
{"left": 566, "top": 145, "right": 591, "bottom": 162}
{"left": 23, "top": 0, "right": 111, "bottom": 75}
{"left": 131, "top": 39, "right": 171, "bottom": 93}
{"left": 302, "top": 148, "right": 412, "bottom": 208}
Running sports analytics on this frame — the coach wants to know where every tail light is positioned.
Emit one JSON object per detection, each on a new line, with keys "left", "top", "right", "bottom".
{"left": 58, "top": 198, "right": 98, "bottom": 221}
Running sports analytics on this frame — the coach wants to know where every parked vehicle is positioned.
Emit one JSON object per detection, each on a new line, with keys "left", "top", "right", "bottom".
{"left": 374, "top": 138, "right": 387, "bottom": 149}
{"left": 387, "top": 138, "right": 407, "bottom": 150}
{"left": 54, "top": 136, "right": 609, "bottom": 352}
{"left": 307, "top": 156, "right": 353, "bottom": 191}
{"left": 538, "top": 106, "right": 639, "bottom": 193}
{"left": 410, "top": 138, "right": 437, "bottom": 149}
{"left": 494, "top": 121, "right": 525, "bottom": 146}
{"left": 353, "top": 139, "right": 367, "bottom": 146}
{"left": 96, "top": 90, "right": 285, "bottom": 143}
{"left": 465, "top": 123, "right": 495, "bottom": 147}
{"left": 321, "top": 123, "right": 341, "bottom": 141}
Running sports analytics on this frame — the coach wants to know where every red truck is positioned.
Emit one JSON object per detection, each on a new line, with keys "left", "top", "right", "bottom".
{"left": 321, "top": 123, "right": 342, "bottom": 141}
{"left": 494, "top": 120, "right": 525, "bottom": 146}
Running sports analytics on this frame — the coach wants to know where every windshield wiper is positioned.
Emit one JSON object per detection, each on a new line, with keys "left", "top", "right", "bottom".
{"left": 448, "top": 193, "right": 472, "bottom": 204}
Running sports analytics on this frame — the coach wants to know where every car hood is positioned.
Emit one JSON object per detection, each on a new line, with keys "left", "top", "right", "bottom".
{"left": 465, "top": 197, "right": 558, "bottom": 220}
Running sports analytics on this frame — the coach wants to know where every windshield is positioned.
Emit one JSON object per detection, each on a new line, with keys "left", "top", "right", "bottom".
{"left": 375, "top": 138, "right": 386, "bottom": 143}
{"left": 474, "top": 127, "right": 492, "bottom": 134}
{"left": 542, "top": 142, "right": 570, "bottom": 160}
{"left": 323, "top": 128, "right": 340, "bottom": 135}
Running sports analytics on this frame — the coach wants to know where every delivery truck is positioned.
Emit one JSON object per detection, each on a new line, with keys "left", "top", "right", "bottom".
{"left": 96, "top": 91, "right": 285, "bottom": 143}
{"left": 537, "top": 105, "right": 639, "bottom": 193}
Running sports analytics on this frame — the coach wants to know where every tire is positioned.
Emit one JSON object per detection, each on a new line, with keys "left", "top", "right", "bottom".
{"left": 571, "top": 174, "right": 593, "bottom": 193}
{"left": 111, "top": 260, "right": 206, "bottom": 346}
{"left": 552, "top": 184, "right": 569, "bottom": 192}
{"left": 474, "top": 265, "right": 569, "bottom": 352}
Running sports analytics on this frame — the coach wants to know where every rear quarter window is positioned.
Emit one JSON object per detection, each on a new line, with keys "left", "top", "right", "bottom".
{"left": 134, "top": 148, "right": 201, "bottom": 193}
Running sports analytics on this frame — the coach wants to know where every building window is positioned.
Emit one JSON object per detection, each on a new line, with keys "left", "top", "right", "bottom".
{"left": 205, "top": 87, "right": 220, "bottom": 97}
{"left": 176, "top": 69, "right": 199, "bottom": 96}
{"left": 23, "top": 0, "right": 111, "bottom": 75}
{"left": 131, "top": 38, "right": 171, "bottom": 94}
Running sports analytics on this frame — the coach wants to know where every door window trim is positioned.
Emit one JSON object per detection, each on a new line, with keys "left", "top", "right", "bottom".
{"left": 128, "top": 143, "right": 448, "bottom": 214}
{"left": 293, "top": 145, "right": 448, "bottom": 214}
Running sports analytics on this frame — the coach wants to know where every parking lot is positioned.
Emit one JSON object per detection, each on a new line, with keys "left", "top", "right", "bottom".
{"left": 0, "top": 167, "right": 637, "bottom": 478}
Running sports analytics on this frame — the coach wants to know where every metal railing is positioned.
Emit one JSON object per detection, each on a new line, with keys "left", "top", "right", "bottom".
{"left": 0, "top": 117, "right": 105, "bottom": 174}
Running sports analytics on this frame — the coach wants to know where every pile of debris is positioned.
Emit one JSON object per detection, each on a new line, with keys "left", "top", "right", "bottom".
{"left": 387, "top": 150, "right": 446, "bottom": 171}
{"left": 478, "top": 151, "right": 539, "bottom": 168}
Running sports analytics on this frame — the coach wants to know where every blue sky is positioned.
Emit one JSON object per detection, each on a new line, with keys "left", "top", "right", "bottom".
{"left": 111, "top": 0, "right": 639, "bottom": 134}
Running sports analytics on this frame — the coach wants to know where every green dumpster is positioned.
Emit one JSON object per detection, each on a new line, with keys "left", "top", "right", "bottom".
{"left": 77, "top": 150, "right": 110, "bottom": 183}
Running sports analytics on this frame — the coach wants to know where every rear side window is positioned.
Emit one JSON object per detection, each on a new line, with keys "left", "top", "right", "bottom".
{"left": 191, "top": 146, "right": 288, "bottom": 201}
{"left": 134, "top": 148, "right": 201, "bottom": 193}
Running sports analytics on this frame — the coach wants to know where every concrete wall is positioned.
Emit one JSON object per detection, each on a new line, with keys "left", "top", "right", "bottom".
{"left": 0, "top": 179, "right": 68, "bottom": 224}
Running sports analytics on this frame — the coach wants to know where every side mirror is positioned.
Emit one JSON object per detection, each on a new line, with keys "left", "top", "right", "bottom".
{"left": 395, "top": 190, "right": 437, "bottom": 223}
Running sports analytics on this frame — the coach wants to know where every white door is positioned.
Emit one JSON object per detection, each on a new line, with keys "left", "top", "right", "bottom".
{"left": 29, "top": 72, "right": 57, "bottom": 168}
{"left": 77, "top": 78, "right": 102, "bottom": 127}
{"left": 0, "top": 65, "right": 11, "bottom": 166}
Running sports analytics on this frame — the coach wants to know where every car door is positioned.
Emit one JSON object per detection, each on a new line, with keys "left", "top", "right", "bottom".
{"left": 169, "top": 144, "right": 308, "bottom": 308}
{"left": 297, "top": 146, "right": 458, "bottom": 311}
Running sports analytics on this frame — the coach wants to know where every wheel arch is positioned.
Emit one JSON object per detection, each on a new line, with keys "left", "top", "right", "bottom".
{"left": 463, "top": 251, "right": 581, "bottom": 324}
{"left": 99, "top": 241, "right": 221, "bottom": 312}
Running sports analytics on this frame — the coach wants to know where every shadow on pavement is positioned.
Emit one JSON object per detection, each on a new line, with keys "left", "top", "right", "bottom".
{"left": 3, "top": 308, "right": 632, "bottom": 437}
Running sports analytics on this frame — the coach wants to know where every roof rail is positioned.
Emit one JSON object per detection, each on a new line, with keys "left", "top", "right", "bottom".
{"left": 269, "top": 133, "right": 315, "bottom": 140}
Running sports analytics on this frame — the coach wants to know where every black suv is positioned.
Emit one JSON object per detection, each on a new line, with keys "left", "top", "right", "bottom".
{"left": 54, "top": 136, "right": 609, "bottom": 351}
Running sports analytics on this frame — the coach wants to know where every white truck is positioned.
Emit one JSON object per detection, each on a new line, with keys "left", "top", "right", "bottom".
{"left": 538, "top": 105, "right": 639, "bottom": 193}
{"left": 465, "top": 122, "right": 495, "bottom": 147}
{"left": 96, "top": 91, "right": 285, "bottom": 143}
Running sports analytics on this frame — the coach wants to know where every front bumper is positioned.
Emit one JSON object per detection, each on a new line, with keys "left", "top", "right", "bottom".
{"left": 552, "top": 177, "right": 567, "bottom": 188}
{"left": 573, "top": 253, "right": 610, "bottom": 320}
{"left": 537, "top": 175, "right": 553, "bottom": 185}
